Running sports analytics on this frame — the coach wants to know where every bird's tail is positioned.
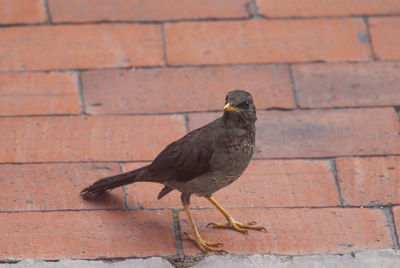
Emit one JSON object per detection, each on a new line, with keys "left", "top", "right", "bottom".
{"left": 80, "top": 164, "right": 150, "bottom": 198}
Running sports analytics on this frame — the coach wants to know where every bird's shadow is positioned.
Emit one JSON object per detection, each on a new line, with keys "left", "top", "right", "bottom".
{"left": 80, "top": 191, "right": 170, "bottom": 236}
{"left": 80, "top": 190, "right": 125, "bottom": 208}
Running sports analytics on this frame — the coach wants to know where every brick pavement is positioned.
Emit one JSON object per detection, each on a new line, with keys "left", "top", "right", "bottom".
{"left": 0, "top": 0, "right": 399, "bottom": 265}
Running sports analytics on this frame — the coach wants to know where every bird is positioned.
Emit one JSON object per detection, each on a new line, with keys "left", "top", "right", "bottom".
{"left": 81, "top": 90, "right": 265, "bottom": 254}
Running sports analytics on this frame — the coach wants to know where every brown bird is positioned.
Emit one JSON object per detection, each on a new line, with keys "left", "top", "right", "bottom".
{"left": 81, "top": 90, "right": 265, "bottom": 254}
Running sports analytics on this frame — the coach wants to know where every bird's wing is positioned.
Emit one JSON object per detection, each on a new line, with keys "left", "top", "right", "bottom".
{"left": 147, "top": 119, "right": 218, "bottom": 183}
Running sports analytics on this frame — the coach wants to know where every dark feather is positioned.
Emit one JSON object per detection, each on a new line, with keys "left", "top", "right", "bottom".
{"left": 147, "top": 120, "right": 216, "bottom": 183}
{"left": 80, "top": 164, "right": 150, "bottom": 198}
{"left": 157, "top": 186, "right": 174, "bottom": 199}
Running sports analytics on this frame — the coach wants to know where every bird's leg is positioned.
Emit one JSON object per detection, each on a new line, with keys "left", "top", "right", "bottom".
{"left": 181, "top": 201, "right": 226, "bottom": 254}
{"left": 206, "top": 197, "right": 266, "bottom": 234}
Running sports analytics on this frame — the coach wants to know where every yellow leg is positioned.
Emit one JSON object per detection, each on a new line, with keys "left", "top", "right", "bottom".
{"left": 182, "top": 202, "right": 226, "bottom": 254}
{"left": 206, "top": 197, "right": 266, "bottom": 234}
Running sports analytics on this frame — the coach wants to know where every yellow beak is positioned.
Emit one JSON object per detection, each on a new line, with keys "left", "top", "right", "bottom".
{"left": 224, "top": 103, "right": 240, "bottom": 111}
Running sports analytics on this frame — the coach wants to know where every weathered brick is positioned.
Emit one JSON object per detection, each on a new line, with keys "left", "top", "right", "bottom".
{"left": 0, "top": 24, "right": 163, "bottom": 71}
{"left": 369, "top": 17, "right": 400, "bottom": 60}
{"left": 0, "top": 210, "right": 175, "bottom": 258}
{"left": 123, "top": 159, "right": 339, "bottom": 209}
{"left": 188, "top": 108, "right": 400, "bottom": 158}
{"left": 82, "top": 65, "right": 294, "bottom": 114}
{"left": 180, "top": 208, "right": 392, "bottom": 254}
{"left": 0, "top": 163, "right": 123, "bottom": 211}
{"left": 336, "top": 156, "right": 400, "bottom": 206}
{"left": 48, "top": 0, "right": 249, "bottom": 22}
{"left": 0, "top": 115, "right": 186, "bottom": 163}
{"left": 258, "top": 0, "right": 400, "bottom": 17}
{"left": 0, "top": 72, "right": 81, "bottom": 115}
{"left": 164, "top": 19, "right": 371, "bottom": 65}
{"left": 292, "top": 62, "right": 400, "bottom": 108}
{"left": 0, "top": 0, "right": 47, "bottom": 24}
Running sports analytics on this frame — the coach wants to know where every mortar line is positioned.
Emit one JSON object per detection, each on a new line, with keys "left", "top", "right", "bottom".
{"left": 118, "top": 162, "right": 129, "bottom": 210}
{"left": 363, "top": 17, "right": 377, "bottom": 60}
{"left": 395, "top": 106, "right": 400, "bottom": 126}
{"left": 329, "top": 159, "right": 345, "bottom": 206}
{"left": 248, "top": 0, "right": 261, "bottom": 19}
{"left": 171, "top": 209, "right": 184, "bottom": 257}
{"left": 0, "top": 204, "right": 397, "bottom": 214}
{"left": 77, "top": 72, "right": 87, "bottom": 115}
{"left": 288, "top": 64, "right": 300, "bottom": 108}
{"left": 1, "top": 59, "right": 400, "bottom": 74}
{"left": 43, "top": 0, "right": 53, "bottom": 24}
{"left": 384, "top": 207, "right": 400, "bottom": 249}
{"left": 2, "top": 153, "right": 400, "bottom": 166}
{"left": 1, "top": 13, "right": 400, "bottom": 28}
{"left": 160, "top": 23, "right": 169, "bottom": 66}
{"left": 183, "top": 113, "right": 190, "bottom": 133}
{"left": 1, "top": 104, "right": 400, "bottom": 119}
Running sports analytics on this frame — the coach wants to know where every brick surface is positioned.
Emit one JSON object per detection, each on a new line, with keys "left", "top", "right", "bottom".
{"left": 292, "top": 62, "right": 400, "bottom": 108}
{"left": 257, "top": 0, "right": 400, "bottom": 17}
{"left": 123, "top": 159, "right": 339, "bottom": 209}
{"left": 0, "top": 163, "right": 123, "bottom": 211}
{"left": 48, "top": 0, "right": 249, "bottom": 22}
{"left": 336, "top": 157, "right": 400, "bottom": 206}
{"left": 0, "top": 24, "right": 163, "bottom": 71}
{"left": 188, "top": 108, "right": 400, "bottom": 158}
{"left": 0, "top": 72, "right": 81, "bottom": 115}
{"left": 0, "top": 115, "right": 186, "bottom": 163}
{"left": 164, "top": 19, "right": 371, "bottom": 65}
{"left": 0, "top": 210, "right": 175, "bottom": 258}
{"left": 82, "top": 65, "right": 294, "bottom": 115}
{"left": 0, "top": 0, "right": 47, "bottom": 24}
{"left": 180, "top": 208, "right": 392, "bottom": 254}
{"left": 369, "top": 17, "right": 400, "bottom": 60}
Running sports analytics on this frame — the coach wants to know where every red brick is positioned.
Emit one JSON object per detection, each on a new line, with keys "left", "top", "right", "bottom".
{"left": 292, "top": 62, "right": 400, "bottom": 108}
{"left": 0, "top": 115, "right": 186, "bottom": 163}
{"left": 0, "top": 0, "right": 47, "bottom": 24}
{"left": 188, "top": 108, "right": 400, "bottom": 158}
{"left": 82, "top": 65, "right": 294, "bottom": 115}
{"left": 369, "top": 17, "right": 400, "bottom": 60}
{"left": 48, "top": 0, "right": 248, "bottom": 23}
{"left": 258, "top": 0, "right": 400, "bottom": 17}
{"left": 0, "top": 210, "right": 175, "bottom": 258}
{"left": 0, "top": 163, "right": 124, "bottom": 211}
{"left": 164, "top": 19, "right": 371, "bottom": 65}
{"left": 336, "top": 156, "right": 400, "bottom": 206}
{"left": 0, "top": 72, "right": 81, "bottom": 115}
{"left": 0, "top": 24, "right": 163, "bottom": 72}
{"left": 180, "top": 208, "right": 392, "bottom": 254}
{"left": 123, "top": 159, "right": 339, "bottom": 209}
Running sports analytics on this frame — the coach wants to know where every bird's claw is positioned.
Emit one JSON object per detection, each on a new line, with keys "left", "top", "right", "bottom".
{"left": 207, "top": 219, "right": 266, "bottom": 234}
{"left": 183, "top": 232, "right": 226, "bottom": 255}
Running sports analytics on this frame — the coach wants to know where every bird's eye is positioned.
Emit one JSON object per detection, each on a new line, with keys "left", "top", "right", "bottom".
{"left": 240, "top": 101, "right": 250, "bottom": 109}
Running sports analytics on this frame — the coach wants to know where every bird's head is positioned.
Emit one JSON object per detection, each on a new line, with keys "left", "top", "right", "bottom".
{"left": 223, "top": 90, "right": 257, "bottom": 124}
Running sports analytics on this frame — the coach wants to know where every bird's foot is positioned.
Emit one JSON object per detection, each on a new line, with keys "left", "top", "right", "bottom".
{"left": 206, "top": 218, "right": 266, "bottom": 234}
{"left": 183, "top": 232, "right": 227, "bottom": 255}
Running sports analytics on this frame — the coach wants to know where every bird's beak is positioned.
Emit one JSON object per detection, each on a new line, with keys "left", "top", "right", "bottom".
{"left": 224, "top": 103, "right": 240, "bottom": 111}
